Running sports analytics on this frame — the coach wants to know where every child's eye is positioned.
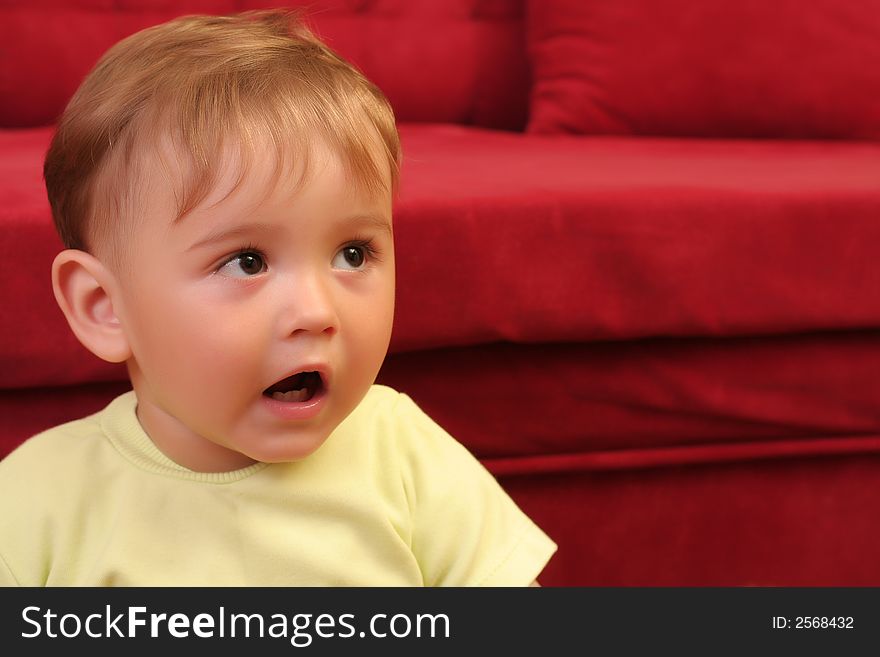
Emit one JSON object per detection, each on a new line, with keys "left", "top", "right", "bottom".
{"left": 217, "top": 250, "right": 267, "bottom": 278}
{"left": 332, "top": 241, "right": 377, "bottom": 271}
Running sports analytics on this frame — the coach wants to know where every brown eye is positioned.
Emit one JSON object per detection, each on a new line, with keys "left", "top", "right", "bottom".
{"left": 217, "top": 251, "right": 267, "bottom": 278}
{"left": 238, "top": 253, "right": 264, "bottom": 275}
{"left": 332, "top": 243, "right": 374, "bottom": 271}
{"left": 342, "top": 246, "right": 364, "bottom": 268}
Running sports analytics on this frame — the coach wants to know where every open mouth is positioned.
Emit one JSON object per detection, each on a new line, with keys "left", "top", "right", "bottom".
{"left": 263, "top": 371, "right": 324, "bottom": 403}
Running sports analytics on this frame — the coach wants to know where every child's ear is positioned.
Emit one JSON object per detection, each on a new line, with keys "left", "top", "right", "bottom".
{"left": 51, "top": 249, "right": 131, "bottom": 364}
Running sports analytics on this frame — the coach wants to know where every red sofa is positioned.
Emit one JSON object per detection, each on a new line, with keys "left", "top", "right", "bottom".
{"left": 2, "top": 0, "right": 880, "bottom": 586}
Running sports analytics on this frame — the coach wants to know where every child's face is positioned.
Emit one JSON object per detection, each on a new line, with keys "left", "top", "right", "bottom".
{"left": 112, "top": 140, "right": 395, "bottom": 471}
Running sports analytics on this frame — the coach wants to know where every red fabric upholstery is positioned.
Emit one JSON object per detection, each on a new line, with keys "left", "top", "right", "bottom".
{"left": 527, "top": 0, "right": 880, "bottom": 138}
{"left": 506, "top": 454, "right": 880, "bottom": 585}
{"left": 395, "top": 126, "right": 880, "bottom": 345}
{"left": 0, "top": 0, "right": 528, "bottom": 130}
{"left": 2, "top": 0, "right": 880, "bottom": 586}
{"left": 378, "top": 338, "right": 880, "bottom": 461}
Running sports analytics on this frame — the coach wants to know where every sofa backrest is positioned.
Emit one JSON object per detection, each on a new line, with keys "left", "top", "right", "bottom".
{"left": 526, "top": 0, "right": 880, "bottom": 139}
{"left": 5, "top": 0, "right": 878, "bottom": 139}
{"left": 0, "top": 0, "right": 529, "bottom": 130}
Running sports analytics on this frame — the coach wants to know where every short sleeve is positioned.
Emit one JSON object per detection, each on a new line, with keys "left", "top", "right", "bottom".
{"left": 392, "top": 393, "right": 557, "bottom": 586}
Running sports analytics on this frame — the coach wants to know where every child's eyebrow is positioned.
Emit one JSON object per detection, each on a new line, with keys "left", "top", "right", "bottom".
{"left": 185, "top": 215, "right": 392, "bottom": 252}
{"left": 346, "top": 213, "right": 393, "bottom": 237}
{"left": 186, "top": 222, "right": 280, "bottom": 252}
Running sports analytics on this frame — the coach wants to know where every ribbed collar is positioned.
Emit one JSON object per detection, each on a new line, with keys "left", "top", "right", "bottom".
{"left": 100, "top": 391, "right": 268, "bottom": 484}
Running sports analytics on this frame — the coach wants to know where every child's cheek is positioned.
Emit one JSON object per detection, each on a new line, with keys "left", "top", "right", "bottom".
{"left": 130, "top": 287, "right": 258, "bottom": 399}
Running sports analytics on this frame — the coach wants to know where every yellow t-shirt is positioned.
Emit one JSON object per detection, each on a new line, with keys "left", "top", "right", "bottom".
{"left": 0, "top": 385, "right": 555, "bottom": 586}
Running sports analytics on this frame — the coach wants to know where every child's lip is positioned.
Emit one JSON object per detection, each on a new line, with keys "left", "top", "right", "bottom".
{"left": 261, "top": 383, "right": 327, "bottom": 421}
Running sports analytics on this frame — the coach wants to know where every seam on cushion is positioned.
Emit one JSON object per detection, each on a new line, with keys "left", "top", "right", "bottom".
{"left": 483, "top": 433, "right": 880, "bottom": 477}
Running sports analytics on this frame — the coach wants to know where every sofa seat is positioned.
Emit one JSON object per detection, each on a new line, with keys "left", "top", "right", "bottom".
{"left": 3, "top": 124, "right": 880, "bottom": 392}
{"left": 394, "top": 124, "right": 880, "bottom": 348}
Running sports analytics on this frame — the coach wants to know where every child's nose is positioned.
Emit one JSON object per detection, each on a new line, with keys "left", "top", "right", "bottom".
{"left": 280, "top": 273, "right": 339, "bottom": 338}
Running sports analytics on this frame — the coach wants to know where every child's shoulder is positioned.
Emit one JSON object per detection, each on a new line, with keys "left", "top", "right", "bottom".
{"left": 360, "top": 383, "right": 401, "bottom": 406}
{"left": 0, "top": 404, "right": 108, "bottom": 482}
{"left": 349, "top": 384, "right": 420, "bottom": 426}
{"left": 358, "top": 384, "right": 429, "bottom": 415}
{"left": 349, "top": 384, "right": 466, "bottom": 462}
{"left": 350, "top": 384, "right": 439, "bottom": 435}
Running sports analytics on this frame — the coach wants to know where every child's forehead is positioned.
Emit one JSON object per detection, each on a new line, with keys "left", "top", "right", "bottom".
{"left": 141, "top": 130, "right": 389, "bottom": 225}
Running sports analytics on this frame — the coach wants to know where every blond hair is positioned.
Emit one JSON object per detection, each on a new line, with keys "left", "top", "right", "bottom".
{"left": 44, "top": 10, "right": 401, "bottom": 264}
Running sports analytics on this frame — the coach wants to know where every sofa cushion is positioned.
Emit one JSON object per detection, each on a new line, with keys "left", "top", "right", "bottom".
{"left": 3, "top": 124, "right": 880, "bottom": 388}
{"left": 393, "top": 125, "right": 880, "bottom": 348}
{"left": 526, "top": 0, "right": 880, "bottom": 138}
{"left": 0, "top": 0, "right": 528, "bottom": 129}
{"left": 503, "top": 452, "right": 880, "bottom": 585}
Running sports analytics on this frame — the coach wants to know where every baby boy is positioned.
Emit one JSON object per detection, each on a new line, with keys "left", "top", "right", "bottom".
{"left": 0, "top": 10, "right": 556, "bottom": 586}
